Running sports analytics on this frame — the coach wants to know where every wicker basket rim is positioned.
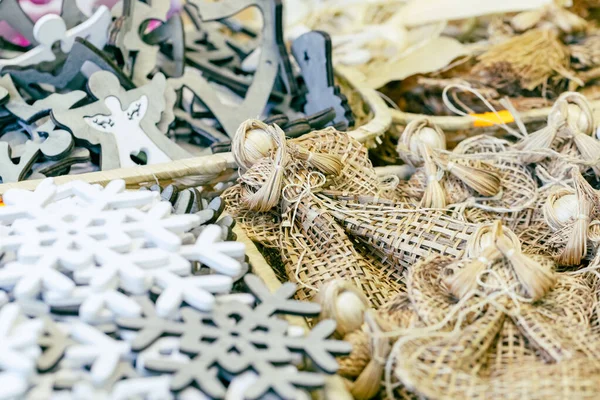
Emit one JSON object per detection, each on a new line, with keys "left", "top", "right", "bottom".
{"left": 390, "top": 99, "right": 600, "bottom": 131}
{"left": 0, "top": 66, "right": 390, "bottom": 195}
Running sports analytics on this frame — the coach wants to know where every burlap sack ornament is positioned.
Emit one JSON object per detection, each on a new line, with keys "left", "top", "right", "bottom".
{"left": 317, "top": 193, "right": 477, "bottom": 273}
{"left": 224, "top": 120, "right": 403, "bottom": 308}
{"left": 513, "top": 92, "right": 600, "bottom": 181}
{"left": 387, "top": 222, "right": 600, "bottom": 400}
{"left": 397, "top": 119, "right": 538, "bottom": 215}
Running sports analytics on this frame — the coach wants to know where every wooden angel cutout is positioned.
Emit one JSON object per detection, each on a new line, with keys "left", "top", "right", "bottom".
{"left": 83, "top": 95, "right": 170, "bottom": 166}
{"left": 51, "top": 71, "right": 190, "bottom": 170}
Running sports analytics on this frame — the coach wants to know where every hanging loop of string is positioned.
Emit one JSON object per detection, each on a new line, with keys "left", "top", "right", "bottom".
{"left": 442, "top": 83, "right": 528, "bottom": 139}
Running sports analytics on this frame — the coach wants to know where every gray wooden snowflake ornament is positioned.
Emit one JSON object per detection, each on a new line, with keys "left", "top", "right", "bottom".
{"left": 140, "top": 274, "right": 351, "bottom": 399}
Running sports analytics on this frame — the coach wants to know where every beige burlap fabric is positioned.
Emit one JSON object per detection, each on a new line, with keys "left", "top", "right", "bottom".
{"left": 318, "top": 194, "right": 478, "bottom": 273}
{"left": 225, "top": 127, "right": 403, "bottom": 308}
{"left": 383, "top": 222, "right": 600, "bottom": 400}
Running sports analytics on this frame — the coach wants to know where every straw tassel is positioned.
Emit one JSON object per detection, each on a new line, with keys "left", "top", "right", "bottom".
{"left": 290, "top": 144, "right": 343, "bottom": 176}
{"left": 444, "top": 246, "right": 501, "bottom": 299}
{"left": 495, "top": 231, "right": 556, "bottom": 301}
{"left": 571, "top": 132, "right": 600, "bottom": 177}
{"left": 432, "top": 152, "right": 501, "bottom": 197}
{"left": 558, "top": 168, "right": 593, "bottom": 266}
{"left": 444, "top": 223, "right": 502, "bottom": 299}
{"left": 419, "top": 143, "right": 446, "bottom": 208}
{"left": 513, "top": 125, "right": 560, "bottom": 163}
{"left": 349, "top": 312, "right": 390, "bottom": 400}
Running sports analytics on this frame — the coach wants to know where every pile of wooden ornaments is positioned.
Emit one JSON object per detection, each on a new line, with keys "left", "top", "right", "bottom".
{"left": 0, "top": 178, "right": 350, "bottom": 399}
{"left": 0, "top": 0, "right": 355, "bottom": 183}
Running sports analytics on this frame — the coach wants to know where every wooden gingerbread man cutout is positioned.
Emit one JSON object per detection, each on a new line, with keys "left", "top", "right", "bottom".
{"left": 51, "top": 71, "right": 190, "bottom": 170}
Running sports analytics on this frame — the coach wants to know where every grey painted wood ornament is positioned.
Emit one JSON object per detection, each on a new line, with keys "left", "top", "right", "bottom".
{"left": 3, "top": 38, "right": 135, "bottom": 99}
{"left": 51, "top": 71, "right": 190, "bottom": 170}
{"left": 145, "top": 14, "right": 186, "bottom": 79}
{"left": 179, "top": 0, "right": 291, "bottom": 138}
{"left": 0, "top": 6, "right": 112, "bottom": 73}
{"left": 0, "top": 75, "right": 86, "bottom": 123}
{"left": 138, "top": 274, "right": 350, "bottom": 399}
{"left": 60, "top": 0, "right": 88, "bottom": 28}
{"left": 0, "top": 129, "right": 74, "bottom": 183}
{"left": 111, "top": 0, "right": 169, "bottom": 85}
{"left": 34, "top": 147, "right": 92, "bottom": 178}
{"left": 292, "top": 31, "right": 355, "bottom": 129}
{"left": 0, "top": 0, "right": 37, "bottom": 45}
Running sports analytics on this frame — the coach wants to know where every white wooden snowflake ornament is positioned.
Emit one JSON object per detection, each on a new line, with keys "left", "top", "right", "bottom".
{"left": 0, "top": 177, "right": 348, "bottom": 399}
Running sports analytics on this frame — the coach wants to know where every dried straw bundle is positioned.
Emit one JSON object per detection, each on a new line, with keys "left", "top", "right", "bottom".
{"left": 386, "top": 222, "right": 600, "bottom": 400}
{"left": 571, "top": 35, "right": 600, "bottom": 68}
{"left": 510, "top": 3, "right": 588, "bottom": 34}
{"left": 473, "top": 29, "right": 579, "bottom": 92}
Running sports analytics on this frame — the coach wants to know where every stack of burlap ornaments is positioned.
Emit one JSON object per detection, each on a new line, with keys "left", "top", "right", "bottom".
{"left": 225, "top": 89, "right": 600, "bottom": 399}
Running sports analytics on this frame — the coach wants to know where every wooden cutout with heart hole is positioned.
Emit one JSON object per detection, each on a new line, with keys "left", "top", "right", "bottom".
{"left": 51, "top": 71, "right": 190, "bottom": 170}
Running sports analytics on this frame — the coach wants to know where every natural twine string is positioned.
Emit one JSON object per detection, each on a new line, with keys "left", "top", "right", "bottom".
{"left": 281, "top": 171, "right": 327, "bottom": 293}
{"left": 442, "top": 83, "right": 528, "bottom": 139}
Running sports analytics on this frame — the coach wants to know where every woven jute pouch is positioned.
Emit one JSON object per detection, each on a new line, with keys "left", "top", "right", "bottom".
{"left": 317, "top": 193, "right": 478, "bottom": 273}
{"left": 224, "top": 121, "right": 403, "bottom": 308}
{"left": 396, "top": 119, "right": 539, "bottom": 218}
{"left": 512, "top": 92, "right": 600, "bottom": 182}
{"left": 383, "top": 221, "right": 600, "bottom": 400}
